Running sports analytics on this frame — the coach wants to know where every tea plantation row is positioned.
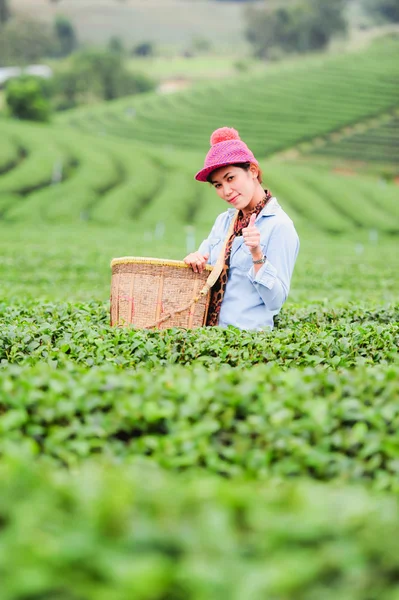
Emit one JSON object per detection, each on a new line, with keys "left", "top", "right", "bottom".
{"left": 1, "top": 302, "right": 398, "bottom": 369}
{"left": 1, "top": 117, "right": 398, "bottom": 234}
{"left": 311, "top": 113, "right": 399, "bottom": 165}
{"left": 1, "top": 360, "right": 398, "bottom": 491}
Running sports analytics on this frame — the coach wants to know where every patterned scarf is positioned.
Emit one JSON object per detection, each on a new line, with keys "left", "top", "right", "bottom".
{"left": 206, "top": 189, "right": 272, "bottom": 326}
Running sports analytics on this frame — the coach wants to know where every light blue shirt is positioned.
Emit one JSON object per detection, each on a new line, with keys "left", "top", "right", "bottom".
{"left": 198, "top": 198, "right": 300, "bottom": 330}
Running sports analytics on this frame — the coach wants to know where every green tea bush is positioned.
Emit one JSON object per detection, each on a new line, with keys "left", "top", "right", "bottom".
{"left": 0, "top": 360, "right": 398, "bottom": 489}
{"left": 0, "top": 302, "right": 398, "bottom": 369}
{"left": 1, "top": 457, "right": 399, "bottom": 599}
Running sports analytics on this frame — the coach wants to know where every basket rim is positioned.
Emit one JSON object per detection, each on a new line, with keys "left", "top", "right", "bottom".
{"left": 111, "top": 256, "right": 213, "bottom": 271}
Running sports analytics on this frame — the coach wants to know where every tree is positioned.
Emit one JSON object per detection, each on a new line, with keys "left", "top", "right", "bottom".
{"left": 52, "top": 68, "right": 86, "bottom": 110}
{"left": 245, "top": 0, "right": 347, "bottom": 59}
{"left": 132, "top": 42, "right": 154, "bottom": 57}
{"left": 53, "top": 49, "right": 156, "bottom": 109}
{"left": 0, "top": 17, "right": 56, "bottom": 66}
{"left": 363, "top": 0, "right": 399, "bottom": 22}
{"left": 191, "top": 36, "right": 212, "bottom": 54}
{"left": 74, "top": 50, "right": 128, "bottom": 101}
{"left": 0, "top": 0, "right": 11, "bottom": 26}
{"left": 301, "top": 0, "right": 348, "bottom": 51}
{"left": 6, "top": 76, "right": 51, "bottom": 122}
{"left": 54, "top": 16, "right": 77, "bottom": 57}
{"left": 108, "top": 35, "right": 125, "bottom": 55}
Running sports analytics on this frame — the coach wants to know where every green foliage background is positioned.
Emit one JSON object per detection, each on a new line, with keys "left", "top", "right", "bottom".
{"left": 5, "top": 76, "right": 51, "bottom": 121}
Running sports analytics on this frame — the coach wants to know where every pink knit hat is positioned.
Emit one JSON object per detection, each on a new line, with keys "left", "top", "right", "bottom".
{"left": 195, "top": 127, "right": 258, "bottom": 182}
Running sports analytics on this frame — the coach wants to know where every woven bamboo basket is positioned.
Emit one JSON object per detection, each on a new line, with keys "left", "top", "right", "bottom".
{"left": 110, "top": 257, "right": 213, "bottom": 329}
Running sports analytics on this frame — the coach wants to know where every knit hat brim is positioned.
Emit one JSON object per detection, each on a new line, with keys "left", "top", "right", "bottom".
{"left": 195, "top": 161, "right": 240, "bottom": 183}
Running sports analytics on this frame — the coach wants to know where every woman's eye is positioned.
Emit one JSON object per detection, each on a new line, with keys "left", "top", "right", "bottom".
{"left": 228, "top": 176, "right": 234, "bottom": 181}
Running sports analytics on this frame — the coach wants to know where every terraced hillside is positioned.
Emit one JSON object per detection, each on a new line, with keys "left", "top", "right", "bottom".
{"left": 0, "top": 118, "right": 398, "bottom": 234}
{"left": 58, "top": 37, "right": 399, "bottom": 159}
{"left": 309, "top": 112, "right": 399, "bottom": 165}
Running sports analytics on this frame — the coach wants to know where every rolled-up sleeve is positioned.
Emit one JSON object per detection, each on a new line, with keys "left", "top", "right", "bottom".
{"left": 247, "top": 221, "right": 299, "bottom": 311}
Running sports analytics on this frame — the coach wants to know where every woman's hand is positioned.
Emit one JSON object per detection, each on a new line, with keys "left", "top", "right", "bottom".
{"left": 184, "top": 251, "right": 209, "bottom": 273}
{"left": 243, "top": 214, "right": 261, "bottom": 256}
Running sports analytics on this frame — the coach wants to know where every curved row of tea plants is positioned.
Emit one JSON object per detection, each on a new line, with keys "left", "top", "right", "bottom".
{"left": 0, "top": 119, "right": 398, "bottom": 233}
{"left": 0, "top": 130, "right": 23, "bottom": 175}
{"left": 2, "top": 457, "right": 399, "bottom": 600}
{"left": 267, "top": 160, "right": 399, "bottom": 232}
{"left": 311, "top": 114, "right": 399, "bottom": 165}
{"left": 1, "top": 302, "right": 398, "bottom": 370}
{"left": 0, "top": 122, "right": 73, "bottom": 197}
{"left": 59, "top": 37, "right": 399, "bottom": 158}
{"left": 0, "top": 119, "right": 217, "bottom": 228}
{"left": 0, "top": 120, "right": 130, "bottom": 223}
{"left": 264, "top": 160, "right": 399, "bottom": 233}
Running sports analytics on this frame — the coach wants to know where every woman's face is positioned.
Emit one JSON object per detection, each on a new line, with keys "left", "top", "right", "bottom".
{"left": 209, "top": 165, "right": 258, "bottom": 211}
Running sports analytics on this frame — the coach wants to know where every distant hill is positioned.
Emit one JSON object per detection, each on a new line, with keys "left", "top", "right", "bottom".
{"left": 58, "top": 36, "right": 399, "bottom": 161}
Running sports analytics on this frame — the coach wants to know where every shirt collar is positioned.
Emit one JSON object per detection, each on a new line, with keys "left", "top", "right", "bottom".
{"left": 260, "top": 197, "right": 280, "bottom": 217}
{"left": 227, "top": 197, "right": 280, "bottom": 218}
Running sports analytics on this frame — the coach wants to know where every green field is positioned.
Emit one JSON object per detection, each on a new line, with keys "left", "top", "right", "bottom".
{"left": 1, "top": 33, "right": 399, "bottom": 598}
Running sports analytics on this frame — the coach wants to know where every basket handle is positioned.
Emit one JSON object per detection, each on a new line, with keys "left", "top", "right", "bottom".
{"left": 145, "top": 211, "right": 238, "bottom": 329}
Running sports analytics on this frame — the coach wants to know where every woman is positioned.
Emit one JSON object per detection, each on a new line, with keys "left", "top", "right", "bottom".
{"left": 184, "top": 127, "right": 299, "bottom": 331}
